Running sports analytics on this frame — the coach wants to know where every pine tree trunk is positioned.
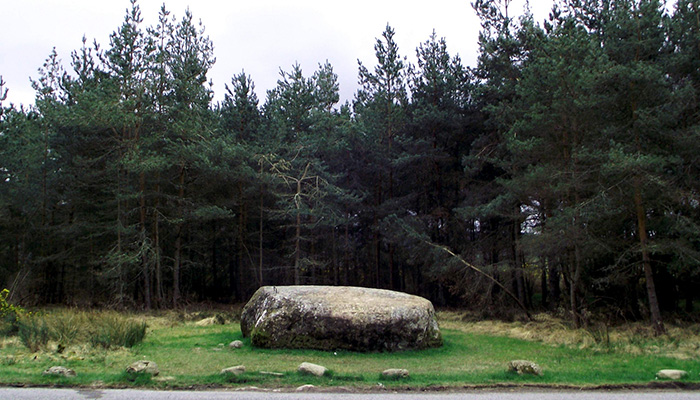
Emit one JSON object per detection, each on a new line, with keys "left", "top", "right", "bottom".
{"left": 116, "top": 143, "right": 125, "bottom": 308}
{"left": 512, "top": 217, "right": 526, "bottom": 306}
{"left": 634, "top": 180, "right": 666, "bottom": 336}
{"left": 344, "top": 222, "right": 350, "bottom": 286}
{"left": 153, "top": 179, "right": 163, "bottom": 307}
{"left": 172, "top": 163, "right": 185, "bottom": 307}
{"left": 294, "top": 202, "right": 301, "bottom": 285}
{"left": 541, "top": 260, "right": 549, "bottom": 308}
{"left": 332, "top": 228, "right": 339, "bottom": 286}
{"left": 549, "top": 264, "right": 561, "bottom": 310}
{"left": 373, "top": 177, "right": 382, "bottom": 288}
{"left": 571, "top": 245, "right": 583, "bottom": 328}
{"left": 237, "top": 197, "right": 246, "bottom": 290}
{"left": 140, "top": 171, "right": 151, "bottom": 310}
{"left": 259, "top": 162, "right": 264, "bottom": 286}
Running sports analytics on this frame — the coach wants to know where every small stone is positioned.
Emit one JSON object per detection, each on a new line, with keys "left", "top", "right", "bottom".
{"left": 126, "top": 360, "right": 159, "bottom": 376}
{"left": 508, "top": 360, "right": 542, "bottom": 376}
{"left": 260, "top": 371, "right": 284, "bottom": 377}
{"left": 43, "top": 366, "right": 76, "bottom": 377}
{"left": 221, "top": 365, "right": 246, "bottom": 376}
{"left": 236, "top": 386, "right": 260, "bottom": 391}
{"left": 298, "top": 362, "right": 327, "bottom": 377}
{"left": 295, "top": 384, "right": 316, "bottom": 392}
{"left": 229, "top": 340, "right": 244, "bottom": 349}
{"left": 656, "top": 369, "right": 688, "bottom": 380}
{"left": 382, "top": 368, "right": 409, "bottom": 379}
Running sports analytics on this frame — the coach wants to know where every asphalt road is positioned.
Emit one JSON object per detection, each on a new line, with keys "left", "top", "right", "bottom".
{"left": 2, "top": 389, "right": 700, "bottom": 400}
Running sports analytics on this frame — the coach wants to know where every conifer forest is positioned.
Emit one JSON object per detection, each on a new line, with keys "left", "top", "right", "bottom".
{"left": 1, "top": 0, "right": 699, "bottom": 334}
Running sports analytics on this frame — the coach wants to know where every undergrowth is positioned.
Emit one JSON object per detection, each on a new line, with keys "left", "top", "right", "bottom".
{"left": 12, "top": 310, "right": 147, "bottom": 352}
{"left": 441, "top": 311, "right": 700, "bottom": 360}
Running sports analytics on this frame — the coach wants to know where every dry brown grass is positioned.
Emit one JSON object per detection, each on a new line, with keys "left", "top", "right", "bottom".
{"left": 437, "top": 311, "right": 700, "bottom": 360}
{"left": 0, "top": 336, "right": 21, "bottom": 349}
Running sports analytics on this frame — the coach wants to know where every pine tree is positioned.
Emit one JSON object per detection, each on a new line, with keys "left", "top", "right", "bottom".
{"left": 667, "top": 0, "right": 700, "bottom": 312}
{"left": 163, "top": 7, "right": 216, "bottom": 306}
{"left": 583, "top": 0, "right": 673, "bottom": 335}
{"left": 354, "top": 24, "right": 410, "bottom": 290}
{"left": 500, "top": 3, "right": 611, "bottom": 326}
{"left": 262, "top": 62, "right": 351, "bottom": 285}
{"left": 466, "top": 0, "right": 535, "bottom": 312}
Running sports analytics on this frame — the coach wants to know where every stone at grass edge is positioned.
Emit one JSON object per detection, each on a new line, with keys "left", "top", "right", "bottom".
{"left": 382, "top": 368, "right": 410, "bottom": 378}
{"left": 126, "top": 360, "right": 160, "bottom": 376}
{"left": 298, "top": 362, "right": 327, "bottom": 377}
{"left": 240, "top": 286, "right": 442, "bottom": 352}
{"left": 229, "top": 340, "right": 243, "bottom": 349}
{"left": 43, "top": 366, "right": 77, "bottom": 377}
{"left": 221, "top": 365, "right": 246, "bottom": 376}
{"left": 296, "top": 384, "right": 316, "bottom": 392}
{"left": 656, "top": 369, "right": 688, "bottom": 380}
{"left": 507, "top": 360, "right": 542, "bottom": 376}
{"left": 260, "top": 371, "right": 284, "bottom": 377}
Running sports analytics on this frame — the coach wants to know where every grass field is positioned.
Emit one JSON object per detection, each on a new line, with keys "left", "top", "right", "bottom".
{"left": 0, "top": 309, "right": 699, "bottom": 389}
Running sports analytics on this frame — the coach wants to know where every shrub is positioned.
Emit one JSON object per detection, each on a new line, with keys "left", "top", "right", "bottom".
{"left": 0, "top": 289, "right": 24, "bottom": 336}
{"left": 0, "top": 289, "right": 24, "bottom": 318}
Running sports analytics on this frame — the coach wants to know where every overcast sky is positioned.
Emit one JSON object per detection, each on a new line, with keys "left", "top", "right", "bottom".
{"left": 0, "top": 0, "right": 554, "bottom": 108}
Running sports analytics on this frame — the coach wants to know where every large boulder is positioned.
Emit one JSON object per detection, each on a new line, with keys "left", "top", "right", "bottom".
{"left": 240, "top": 286, "right": 442, "bottom": 352}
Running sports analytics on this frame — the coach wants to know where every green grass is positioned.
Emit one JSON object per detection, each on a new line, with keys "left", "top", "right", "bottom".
{"left": 0, "top": 310, "right": 699, "bottom": 389}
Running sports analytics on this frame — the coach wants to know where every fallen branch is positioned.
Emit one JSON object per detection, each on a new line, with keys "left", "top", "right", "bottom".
{"left": 424, "top": 240, "right": 533, "bottom": 321}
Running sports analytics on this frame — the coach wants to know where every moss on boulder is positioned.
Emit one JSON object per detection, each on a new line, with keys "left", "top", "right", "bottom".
{"left": 240, "top": 286, "right": 442, "bottom": 352}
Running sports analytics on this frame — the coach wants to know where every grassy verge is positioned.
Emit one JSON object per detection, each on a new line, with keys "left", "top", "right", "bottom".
{"left": 0, "top": 309, "right": 699, "bottom": 389}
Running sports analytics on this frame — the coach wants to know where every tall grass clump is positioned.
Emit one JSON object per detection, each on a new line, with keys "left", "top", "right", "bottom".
{"left": 89, "top": 312, "right": 147, "bottom": 349}
{"left": 45, "top": 310, "right": 89, "bottom": 348}
{"left": 9, "top": 309, "right": 147, "bottom": 352}
{"left": 17, "top": 315, "right": 50, "bottom": 352}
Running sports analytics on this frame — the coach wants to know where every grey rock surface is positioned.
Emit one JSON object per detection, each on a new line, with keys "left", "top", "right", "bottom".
{"left": 240, "top": 285, "right": 442, "bottom": 351}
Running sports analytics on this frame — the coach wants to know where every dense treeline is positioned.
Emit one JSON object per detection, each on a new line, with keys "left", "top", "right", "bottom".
{"left": 1, "top": 0, "right": 698, "bottom": 332}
